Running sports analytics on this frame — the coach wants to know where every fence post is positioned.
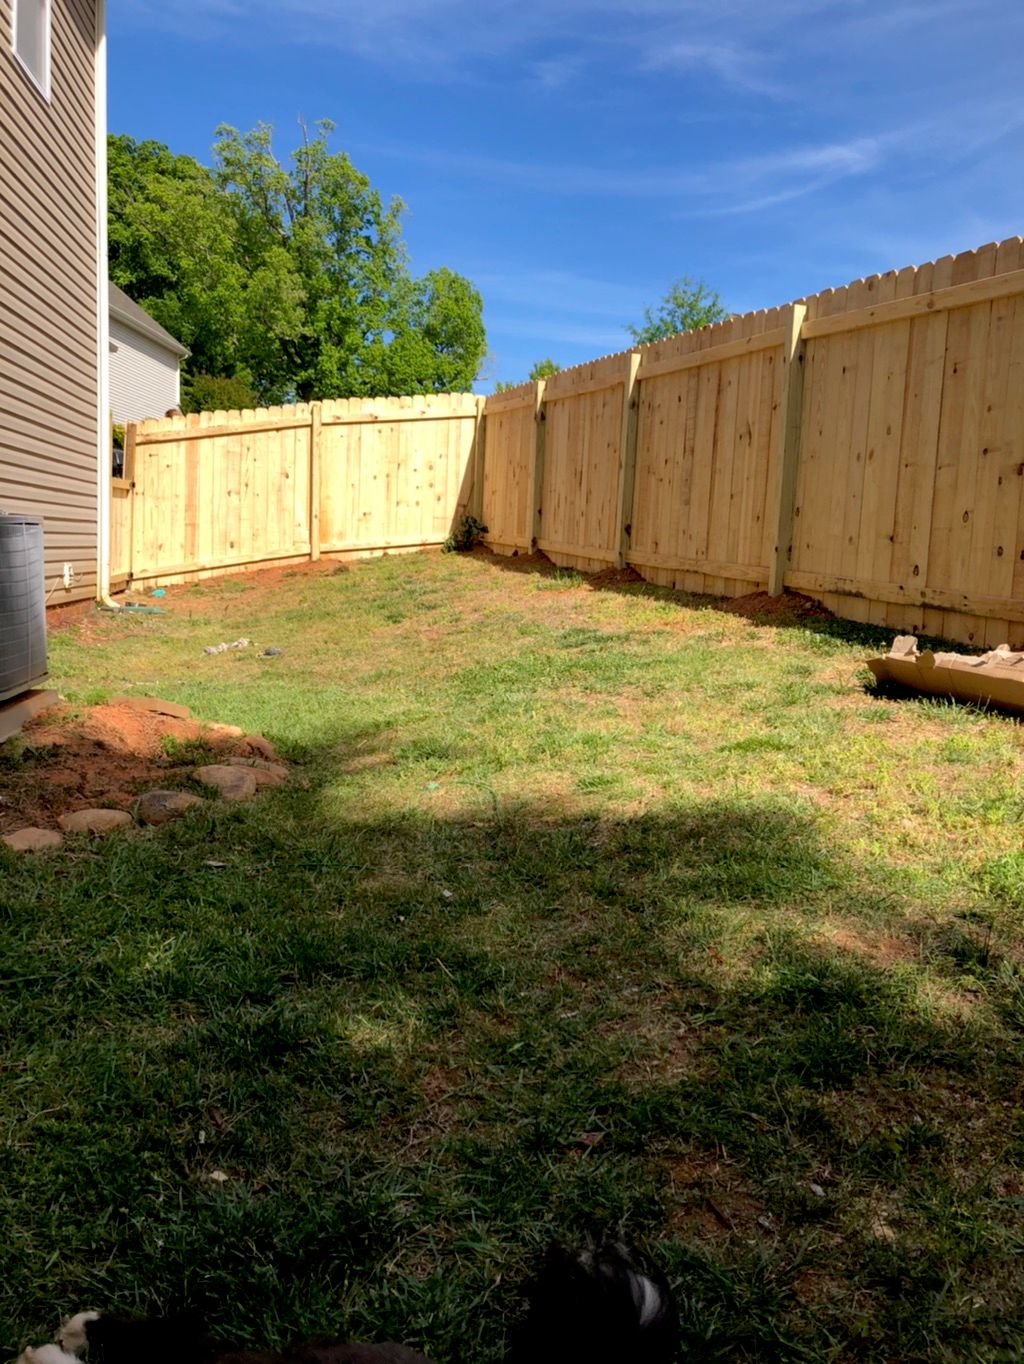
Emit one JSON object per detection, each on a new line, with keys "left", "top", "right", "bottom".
{"left": 123, "top": 420, "right": 138, "bottom": 585}
{"left": 472, "top": 395, "right": 487, "bottom": 521}
{"left": 615, "top": 350, "right": 642, "bottom": 569}
{"left": 309, "top": 401, "right": 322, "bottom": 562}
{"left": 527, "top": 379, "right": 547, "bottom": 551}
{"left": 765, "top": 303, "right": 808, "bottom": 595}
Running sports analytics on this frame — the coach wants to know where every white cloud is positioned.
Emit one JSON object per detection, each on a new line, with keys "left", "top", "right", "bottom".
{"left": 363, "top": 130, "right": 887, "bottom": 214}
{"left": 115, "top": 0, "right": 845, "bottom": 74}
{"left": 645, "top": 40, "right": 783, "bottom": 97}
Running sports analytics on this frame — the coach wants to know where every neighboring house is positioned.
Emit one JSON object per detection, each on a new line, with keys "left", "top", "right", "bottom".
{"left": 109, "top": 282, "right": 188, "bottom": 424}
{"left": 0, "top": 0, "right": 105, "bottom": 605}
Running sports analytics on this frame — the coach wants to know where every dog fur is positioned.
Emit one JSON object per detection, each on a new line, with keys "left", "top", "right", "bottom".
{"left": 507, "top": 1240, "right": 677, "bottom": 1362}
{"left": 16, "top": 1240, "right": 677, "bottom": 1364}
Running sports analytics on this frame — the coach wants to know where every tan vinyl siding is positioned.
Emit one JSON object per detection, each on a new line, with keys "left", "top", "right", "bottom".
{"left": 109, "top": 318, "right": 182, "bottom": 424}
{"left": 0, "top": 0, "right": 99, "bottom": 604}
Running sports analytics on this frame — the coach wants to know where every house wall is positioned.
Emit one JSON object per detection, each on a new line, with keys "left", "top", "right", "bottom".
{"left": 0, "top": 0, "right": 99, "bottom": 604}
{"left": 109, "top": 318, "right": 181, "bottom": 424}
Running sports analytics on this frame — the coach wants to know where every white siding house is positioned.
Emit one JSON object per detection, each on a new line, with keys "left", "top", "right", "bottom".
{"left": 108, "top": 283, "right": 188, "bottom": 423}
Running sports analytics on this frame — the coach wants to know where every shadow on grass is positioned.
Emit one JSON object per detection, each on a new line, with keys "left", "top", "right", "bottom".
{"left": 2, "top": 749, "right": 1023, "bottom": 1362}
{"left": 467, "top": 545, "right": 982, "bottom": 658}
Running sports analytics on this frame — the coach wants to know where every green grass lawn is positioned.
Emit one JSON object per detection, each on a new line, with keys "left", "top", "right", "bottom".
{"left": 3, "top": 550, "right": 1024, "bottom": 1362}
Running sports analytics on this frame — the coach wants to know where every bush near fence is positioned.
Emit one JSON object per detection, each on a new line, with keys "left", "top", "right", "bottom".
{"left": 481, "top": 237, "right": 1024, "bottom": 648}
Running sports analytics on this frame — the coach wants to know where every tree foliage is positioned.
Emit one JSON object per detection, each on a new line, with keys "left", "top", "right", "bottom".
{"left": 627, "top": 276, "right": 727, "bottom": 345}
{"left": 493, "top": 356, "right": 562, "bottom": 393}
{"left": 108, "top": 122, "right": 486, "bottom": 407}
{"left": 182, "top": 373, "right": 261, "bottom": 415}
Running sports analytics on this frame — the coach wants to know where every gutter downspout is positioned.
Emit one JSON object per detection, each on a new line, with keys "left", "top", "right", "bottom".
{"left": 93, "top": 0, "right": 118, "bottom": 610}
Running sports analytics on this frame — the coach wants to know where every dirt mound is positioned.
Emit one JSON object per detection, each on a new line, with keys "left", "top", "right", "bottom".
{"left": 587, "top": 564, "right": 645, "bottom": 588}
{"left": 0, "top": 700, "right": 261, "bottom": 834}
{"left": 468, "top": 545, "right": 550, "bottom": 573}
{"left": 719, "top": 589, "right": 833, "bottom": 622}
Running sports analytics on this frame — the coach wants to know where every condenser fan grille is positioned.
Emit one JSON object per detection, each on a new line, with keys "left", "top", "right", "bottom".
{"left": 0, "top": 514, "right": 48, "bottom": 704}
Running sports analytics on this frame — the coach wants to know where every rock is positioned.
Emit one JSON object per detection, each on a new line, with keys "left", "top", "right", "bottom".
{"left": 246, "top": 766, "right": 287, "bottom": 789}
{"left": 202, "top": 638, "right": 250, "bottom": 655}
{"left": 58, "top": 809, "right": 133, "bottom": 835}
{"left": 244, "top": 734, "right": 279, "bottom": 761}
{"left": 3, "top": 827, "right": 63, "bottom": 853}
{"left": 109, "top": 695, "right": 191, "bottom": 719}
{"left": 260, "top": 647, "right": 282, "bottom": 658}
{"left": 194, "top": 764, "right": 258, "bottom": 800}
{"left": 137, "top": 790, "right": 205, "bottom": 826}
{"left": 222, "top": 756, "right": 288, "bottom": 787}
{"left": 205, "top": 722, "right": 245, "bottom": 739}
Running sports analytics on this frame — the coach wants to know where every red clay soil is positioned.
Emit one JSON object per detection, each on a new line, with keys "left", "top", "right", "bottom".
{"left": 468, "top": 546, "right": 550, "bottom": 574}
{"left": 470, "top": 546, "right": 646, "bottom": 588}
{"left": 586, "top": 564, "right": 646, "bottom": 588}
{"left": 43, "top": 597, "right": 99, "bottom": 633}
{"left": 0, "top": 701, "right": 261, "bottom": 835}
{"left": 719, "top": 589, "right": 833, "bottom": 622}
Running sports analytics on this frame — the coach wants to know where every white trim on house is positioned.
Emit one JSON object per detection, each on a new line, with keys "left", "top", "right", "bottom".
{"left": 95, "top": 0, "right": 111, "bottom": 603}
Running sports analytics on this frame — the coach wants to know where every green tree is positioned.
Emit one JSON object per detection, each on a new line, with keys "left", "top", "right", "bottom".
{"left": 212, "top": 120, "right": 485, "bottom": 398}
{"left": 107, "top": 122, "right": 487, "bottom": 404}
{"left": 529, "top": 357, "right": 561, "bottom": 381}
{"left": 107, "top": 134, "right": 305, "bottom": 403}
{"left": 494, "top": 356, "right": 562, "bottom": 393}
{"left": 181, "top": 372, "right": 261, "bottom": 415}
{"left": 627, "top": 276, "right": 726, "bottom": 344}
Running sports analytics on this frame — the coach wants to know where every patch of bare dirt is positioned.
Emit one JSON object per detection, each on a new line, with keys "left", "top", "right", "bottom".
{"left": 112, "top": 558, "right": 349, "bottom": 619}
{"left": 719, "top": 589, "right": 834, "bottom": 622}
{"left": 470, "top": 545, "right": 646, "bottom": 590}
{"left": 419, "top": 1064, "right": 464, "bottom": 1107}
{"left": 0, "top": 700, "right": 265, "bottom": 834}
{"left": 816, "top": 923, "right": 918, "bottom": 968}
{"left": 214, "top": 557, "right": 349, "bottom": 596}
{"left": 587, "top": 564, "right": 646, "bottom": 588}
{"left": 663, "top": 1152, "right": 772, "bottom": 1242}
{"left": 468, "top": 545, "right": 550, "bottom": 573}
{"left": 44, "top": 597, "right": 99, "bottom": 633}
{"left": 791, "top": 1267, "right": 850, "bottom": 1309}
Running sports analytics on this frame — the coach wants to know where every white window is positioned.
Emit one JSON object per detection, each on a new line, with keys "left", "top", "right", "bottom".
{"left": 13, "top": 0, "right": 51, "bottom": 101}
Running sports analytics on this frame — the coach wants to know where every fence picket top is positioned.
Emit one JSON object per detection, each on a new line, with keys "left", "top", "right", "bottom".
{"left": 543, "top": 349, "right": 633, "bottom": 399}
{"left": 635, "top": 305, "right": 784, "bottom": 370}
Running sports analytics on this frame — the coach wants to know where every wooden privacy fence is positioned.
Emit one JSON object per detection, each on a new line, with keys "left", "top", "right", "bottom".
{"left": 481, "top": 238, "right": 1024, "bottom": 648}
{"left": 110, "top": 394, "right": 484, "bottom": 586}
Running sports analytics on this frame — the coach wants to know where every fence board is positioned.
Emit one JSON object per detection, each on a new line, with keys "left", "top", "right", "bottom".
{"left": 114, "top": 238, "right": 1024, "bottom": 646}
{"left": 481, "top": 396, "right": 534, "bottom": 549}
{"left": 479, "top": 237, "right": 1024, "bottom": 644}
{"left": 123, "top": 394, "right": 480, "bottom": 585}
{"left": 538, "top": 357, "right": 626, "bottom": 570}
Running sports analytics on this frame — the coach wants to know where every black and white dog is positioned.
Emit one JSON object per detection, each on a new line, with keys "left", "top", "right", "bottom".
{"left": 17, "top": 1241, "right": 677, "bottom": 1364}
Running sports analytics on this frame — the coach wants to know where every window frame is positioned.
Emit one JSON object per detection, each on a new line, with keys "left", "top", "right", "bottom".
{"left": 11, "top": 0, "right": 52, "bottom": 102}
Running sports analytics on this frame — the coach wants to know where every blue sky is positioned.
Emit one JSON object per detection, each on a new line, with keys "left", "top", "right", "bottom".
{"left": 109, "top": 0, "right": 1024, "bottom": 390}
